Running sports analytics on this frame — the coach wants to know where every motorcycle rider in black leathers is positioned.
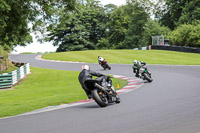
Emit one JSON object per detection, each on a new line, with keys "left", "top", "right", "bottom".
{"left": 78, "top": 65, "right": 109, "bottom": 99}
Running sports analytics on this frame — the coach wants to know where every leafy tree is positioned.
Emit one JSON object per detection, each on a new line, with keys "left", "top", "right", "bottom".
{"left": 168, "top": 21, "right": 200, "bottom": 47}
{"left": 81, "top": 0, "right": 106, "bottom": 45}
{"left": 158, "top": 0, "right": 200, "bottom": 30}
{"left": 124, "top": 1, "right": 149, "bottom": 48}
{"left": 141, "top": 19, "right": 171, "bottom": 46}
{"left": 47, "top": 0, "right": 108, "bottom": 51}
{"left": 0, "top": 0, "right": 76, "bottom": 50}
{"left": 107, "top": 6, "right": 129, "bottom": 49}
{"left": 104, "top": 4, "right": 117, "bottom": 13}
{"left": 96, "top": 38, "right": 110, "bottom": 49}
{"left": 49, "top": 14, "right": 91, "bottom": 52}
{"left": 178, "top": 0, "right": 200, "bottom": 25}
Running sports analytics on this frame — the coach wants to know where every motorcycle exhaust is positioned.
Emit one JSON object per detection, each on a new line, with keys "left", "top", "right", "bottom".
{"left": 94, "top": 83, "right": 108, "bottom": 92}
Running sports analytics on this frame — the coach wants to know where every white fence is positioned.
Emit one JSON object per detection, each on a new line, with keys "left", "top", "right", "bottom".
{"left": 0, "top": 63, "right": 30, "bottom": 88}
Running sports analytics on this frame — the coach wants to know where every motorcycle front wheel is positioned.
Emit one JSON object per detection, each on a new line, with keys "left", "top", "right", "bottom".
{"left": 143, "top": 73, "right": 153, "bottom": 82}
{"left": 92, "top": 89, "right": 108, "bottom": 107}
{"left": 115, "top": 94, "right": 121, "bottom": 103}
{"left": 102, "top": 65, "right": 106, "bottom": 70}
{"left": 107, "top": 65, "right": 111, "bottom": 70}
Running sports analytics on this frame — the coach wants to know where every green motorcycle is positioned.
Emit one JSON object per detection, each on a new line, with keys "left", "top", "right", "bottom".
{"left": 133, "top": 64, "right": 153, "bottom": 82}
{"left": 139, "top": 66, "right": 153, "bottom": 82}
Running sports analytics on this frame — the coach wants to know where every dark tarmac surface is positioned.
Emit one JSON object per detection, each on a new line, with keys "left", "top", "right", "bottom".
{"left": 0, "top": 54, "right": 200, "bottom": 133}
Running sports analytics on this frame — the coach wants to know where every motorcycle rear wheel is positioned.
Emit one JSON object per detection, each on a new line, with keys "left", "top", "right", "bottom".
{"left": 107, "top": 65, "right": 111, "bottom": 70}
{"left": 92, "top": 89, "right": 108, "bottom": 107}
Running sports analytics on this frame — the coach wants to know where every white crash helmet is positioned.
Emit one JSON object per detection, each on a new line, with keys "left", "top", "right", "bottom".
{"left": 133, "top": 60, "right": 137, "bottom": 64}
{"left": 82, "top": 65, "right": 90, "bottom": 70}
{"left": 99, "top": 57, "right": 104, "bottom": 61}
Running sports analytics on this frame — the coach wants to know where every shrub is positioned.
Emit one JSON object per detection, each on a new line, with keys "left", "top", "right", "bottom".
{"left": 168, "top": 21, "right": 200, "bottom": 47}
{"left": 141, "top": 19, "right": 171, "bottom": 46}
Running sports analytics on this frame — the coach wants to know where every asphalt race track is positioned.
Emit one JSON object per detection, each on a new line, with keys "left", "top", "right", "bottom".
{"left": 1, "top": 54, "right": 200, "bottom": 133}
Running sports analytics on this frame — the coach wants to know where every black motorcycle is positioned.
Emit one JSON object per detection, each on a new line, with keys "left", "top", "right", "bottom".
{"left": 99, "top": 60, "right": 111, "bottom": 70}
{"left": 84, "top": 76, "right": 120, "bottom": 107}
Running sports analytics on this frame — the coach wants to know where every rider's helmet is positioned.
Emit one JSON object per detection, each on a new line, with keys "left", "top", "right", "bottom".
{"left": 133, "top": 60, "right": 137, "bottom": 65}
{"left": 98, "top": 56, "right": 102, "bottom": 60}
{"left": 100, "top": 57, "right": 104, "bottom": 62}
{"left": 82, "top": 65, "right": 90, "bottom": 70}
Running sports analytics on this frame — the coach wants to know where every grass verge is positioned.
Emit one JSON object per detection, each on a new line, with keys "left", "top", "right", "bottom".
{"left": 0, "top": 67, "right": 127, "bottom": 118}
{"left": 42, "top": 50, "right": 200, "bottom": 65}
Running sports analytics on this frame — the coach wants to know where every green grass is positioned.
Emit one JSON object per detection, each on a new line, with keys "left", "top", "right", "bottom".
{"left": 0, "top": 67, "right": 127, "bottom": 118}
{"left": 42, "top": 50, "right": 200, "bottom": 65}
{"left": 2, "top": 65, "right": 17, "bottom": 74}
{"left": 112, "top": 77, "right": 127, "bottom": 90}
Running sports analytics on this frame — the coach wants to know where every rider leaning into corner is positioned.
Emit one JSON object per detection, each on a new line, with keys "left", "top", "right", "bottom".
{"left": 78, "top": 65, "right": 110, "bottom": 99}
{"left": 98, "top": 56, "right": 105, "bottom": 64}
{"left": 132, "top": 59, "right": 146, "bottom": 78}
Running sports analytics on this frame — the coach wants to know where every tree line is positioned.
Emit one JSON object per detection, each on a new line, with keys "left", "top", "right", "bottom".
{"left": 0, "top": 0, "right": 200, "bottom": 52}
{"left": 0, "top": 0, "right": 75, "bottom": 51}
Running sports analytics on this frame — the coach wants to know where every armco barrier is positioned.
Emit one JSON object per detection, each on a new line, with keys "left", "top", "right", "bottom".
{"left": 0, "top": 63, "right": 30, "bottom": 89}
{"left": 0, "top": 74, "right": 12, "bottom": 89}
{"left": 151, "top": 45, "right": 200, "bottom": 54}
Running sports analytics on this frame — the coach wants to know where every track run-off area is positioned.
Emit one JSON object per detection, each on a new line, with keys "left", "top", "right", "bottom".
{"left": 0, "top": 54, "right": 200, "bottom": 133}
